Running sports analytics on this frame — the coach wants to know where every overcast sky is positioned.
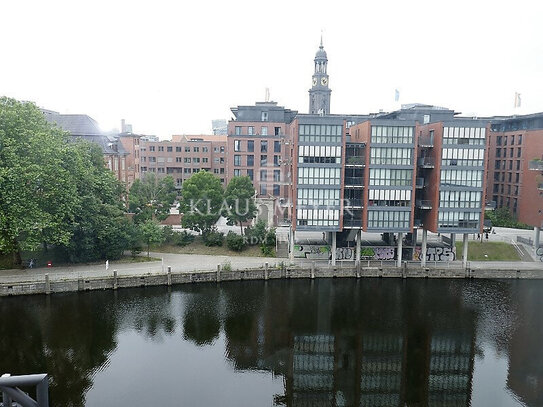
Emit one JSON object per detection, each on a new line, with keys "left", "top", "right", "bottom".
{"left": 2, "top": 0, "right": 542, "bottom": 139}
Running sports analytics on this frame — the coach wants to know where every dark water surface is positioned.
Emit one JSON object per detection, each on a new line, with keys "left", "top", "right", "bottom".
{"left": 1, "top": 279, "right": 542, "bottom": 406}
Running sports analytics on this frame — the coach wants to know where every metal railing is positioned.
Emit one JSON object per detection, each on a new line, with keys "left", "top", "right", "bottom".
{"left": 418, "top": 135, "right": 434, "bottom": 147}
{"left": 418, "top": 157, "right": 435, "bottom": 167}
{"left": 416, "top": 199, "right": 433, "bottom": 209}
{"left": 345, "top": 156, "right": 366, "bottom": 165}
{"left": 0, "top": 373, "right": 49, "bottom": 407}
{"left": 344, "top": 177, "right": 364, "bottom": 186}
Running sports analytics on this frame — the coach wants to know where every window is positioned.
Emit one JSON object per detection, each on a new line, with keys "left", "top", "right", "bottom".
{"left": 248, "top": 140, "right": 254, "bottom": 152}
{"left": 193, "top": 158, "right": 200, "bottom": 164}
{"left": 234, "top": 155, "right": 241, "bottom": 166}
{"left": 185, "top": 147, "right": 190, "bottom": 152}
{"left": 247, "top": 169, "right": 254, "bottom": 181}
{"left": 213, "top": 169, "right": 219, "bottom": 174}
{"left": 274, "top": 127, "right": 281, "bottom": 136}
{"left": 261, "top": 112, "right": 268, "bottom": 121}
{"left": 247, "top": 155, "right": 254, "bottom": 166}
{"left": 203, "top": 147, "right": 208, "bottom": 153}
{"left": 235, "top": 126, "right": 242, "bottom": 135}
{"left": 214, "top": 147, "right": 219, "bottom": 152}
{"left": 234, "top": 140, "right": 242, "bottom": 152}
{"left": 260, "top": 155, "right": 267, "bottom": 166}
{"left": 516, "top": 160, "right": 520, "bottom": 171}
{"left": 202, "top": 157, "right": 208, "bottom": 163}
{"left": 511, "top": 135, "right": 515, "bottom": 145}
{"left": 517, "top": 148, "right": 521, "bottom": 158}
{"left": 260, "top": 184, "right": 267, "bottom": 195}
{"left": 273, "top": 184, "right": 280, "bottom": 196}
{"left": 158, "top": 146, "right": 164, "bottom": 152}
{"left": 515, "top": 173, "right": 520, "bottom": 183}
{"left": 261, "top": 126, "right": 268, "bottom": 135}
{"left": 149, "top": 157, "right": 156, "bottom": 162}
{"left": 193, "top": 147, "right": 199, "bottom": 152}
{"left": 518, "top": 135, "right": 522, "bottom": 144}
{"left": 274, "top": 140, "right": 281, "bottom": 153}
{"left": 261, "top": 140, "right": 268, "bottom": 152}
{"left": 234, "top": 169, "right": 241, "bottom": 177}
{"left": 220, "top": 168, "right": 225, "bottom": 174}
{"left": 167, "top": 146, "right": 173, "bottom": 152}
{"left": 248, "top": 126, "right": 254, "bottom": 135}
{"left": 496, "top": 148, "right": 501, "bottom": 158}
{"left": 260, "top": 169, "right": 267, "bottom": 181}
{"left": 149, "top": 146, "right": 155, "bottom": 152}
{"left": 176, "top": 157, "right": 182, "bottom": 162}
{"left": 274, "top": 155, "right": 280, "bottom": 166}
{"left": 184, "top": 157, "right": 191, "bottom": 163}
{"left": 220, "top": 146, "right": 225, "bottom": 153}
{"left": 176, "top": 147, "right": 182, "bottom": 152}
{"left": 184, "top": 168, "right": 191, "bottom": 174}
{"left": 273, "top": 170, "right": 281, "bottom": 182}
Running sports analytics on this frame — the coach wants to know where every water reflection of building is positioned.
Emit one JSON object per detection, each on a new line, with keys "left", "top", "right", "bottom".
{"left": 219, "top": 280, "right": 477, "bottom": 407}
{"left": 506, "top": 284, "right": 543, "bottom": 407}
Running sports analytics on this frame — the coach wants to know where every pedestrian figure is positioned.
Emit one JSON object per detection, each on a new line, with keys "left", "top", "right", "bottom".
{"left": 28, "top": 259, "right": 34, "bottom": 269}
{"left": 105, "top": 260, "right": 109, "bottom": 271}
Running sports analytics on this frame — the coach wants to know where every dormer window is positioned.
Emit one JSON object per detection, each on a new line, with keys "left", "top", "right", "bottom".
{"left": 261, "top": 112, "right": 268, "bottom": 122}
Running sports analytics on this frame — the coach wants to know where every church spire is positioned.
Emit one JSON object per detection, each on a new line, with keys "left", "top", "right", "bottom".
{"left": 309, "top": 36, "right": 331, "bottom": 115}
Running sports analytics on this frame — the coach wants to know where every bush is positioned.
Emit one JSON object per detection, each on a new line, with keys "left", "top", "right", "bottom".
{"left": 245, "top": 219, "right": 268, "bottom": 246}
{"left": 175, "top": 230, "right": 195, "bottom": 246}
{"left": 203, "top": 228, "right": 224, "bottom": 247}
{"left": 226, "top": 231, "right": 246, "bottom": 252}
{"left": 260, "top": 245, "right": 275, "bottom": 257}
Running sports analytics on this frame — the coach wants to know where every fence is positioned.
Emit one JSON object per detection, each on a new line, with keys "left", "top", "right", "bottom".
{"left": 0, "top": 373, "right": 49, "bottom": 407}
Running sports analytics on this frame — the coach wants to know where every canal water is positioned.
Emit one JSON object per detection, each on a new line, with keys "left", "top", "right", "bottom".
{"left": 1, "top": 279, "right": 541, "bottom": 407}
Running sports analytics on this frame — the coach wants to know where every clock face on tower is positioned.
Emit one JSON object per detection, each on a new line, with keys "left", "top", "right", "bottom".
{"left": 312, "top": 78, "right": 317, "bottom": 86}
{"left": 321, "top": 77, "right": 328, "bottom": 86}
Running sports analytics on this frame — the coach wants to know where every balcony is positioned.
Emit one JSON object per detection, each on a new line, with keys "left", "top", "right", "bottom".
{"left": 344, "top": 199, "right": 363, "bottom": 208}
{"left": 343, "top": 219, "right": 363, "bottom": 228}
{"left": 418, "top": 157, "right": 435, "bottom": 168}
{"left": 344, "top": 177, "right": 364, "bottom": 187}
{"left": 345, "top": 156, "right": 366, "bottom": 167}
{"left": 415, "top": 177, "right": 424, "bottom": 188}
{"left": 529, "top": 159, "right": 543, "bottom": 171}
{"left": 419, "top": 135, "right": 434, "bottom": 148}
{"left": 416, "top": 200, "right": 433, "bottom": 209}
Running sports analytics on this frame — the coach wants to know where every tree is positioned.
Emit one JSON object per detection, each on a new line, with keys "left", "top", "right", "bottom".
{"left": 179, "top": 171, "right": 224, "bottom": 234}
{"left": 138, "top": 220, "right": 164, "bottom": 257}
{"left": 128, "top": 173, "right": 177, "bottom": 223}
{"left": 223, "top": 176, "right": 257, "bottom": 235}
{"left": 0, "top": 97, "right": 79, "bottom": 265}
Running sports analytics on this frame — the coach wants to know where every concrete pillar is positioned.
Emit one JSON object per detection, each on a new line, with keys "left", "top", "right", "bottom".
{"left": 45, "top": 274, "right": 51, "bottom": 295}
{"left": 534, "top": 227, "right": 541, "bottom": 254}
{"left": 462, "top": 233, "right": 469, "bottom": 269}
{"left": 421, "top": 229, "right": 428, "bottom": 267}
{"left": 355, "top": 230, "right": 361, "bottom": 266}
{"left": 289, "top": 229, "right": 295, "bottom": 262}
{"left": 264, "top": 262, "right": 269, "bottom": 280}
{"left": 331, "top": 232, "right": 337, "bottom": 266}
{"left": 216, "top": 264, "right": 221, "bottom": 282}
{"left": 113, "top": 269, "right": 118, "bottom": 290}
{"left": 167, "top": 266, "right": 172, "bottom": 286}
{"left": 450, "top": 233, "right": 456, "bottom": 247}
{"left": 397, "top": 232, "right": 403, "bottom": 268}
{"left": 311, "top": 261, "right": 315, "bottom": 279}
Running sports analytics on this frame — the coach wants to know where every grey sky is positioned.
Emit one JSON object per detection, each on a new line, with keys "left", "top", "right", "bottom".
{"left": 1, "top": 0, "right": 542, "bottom": 139}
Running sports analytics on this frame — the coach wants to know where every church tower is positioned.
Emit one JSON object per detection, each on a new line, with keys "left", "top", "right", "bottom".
{"left": 309, "top": 37, "right": 331, "bottom": 115}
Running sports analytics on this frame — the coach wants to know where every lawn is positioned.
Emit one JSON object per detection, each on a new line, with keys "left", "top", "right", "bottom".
{"left": 152, "top": 236, "right": 269, "bottom": 257}
{"left": 455, "top": 241, "right": 521, "bottom": 261}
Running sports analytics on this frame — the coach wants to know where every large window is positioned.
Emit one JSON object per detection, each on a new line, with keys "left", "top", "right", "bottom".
{"left": 298, "top": 145, "right": 342, "bottom": 164}
{"left": 261, "top": 126, "right": 268, "bottom": 135}
{"left": 248, "top": 140, "right": 254, "bottom": 152}
{"left": 440, "top": 170, "right": 483, "bottom": 188}
{"left": 371, "top": 126, "right": 413, "bottom": 144}
{"left": 296, "top": 208, "right": 339, "bottom": 227}
{"left": 298, "top": 124, "right": 342, "bottom": 143}
{"left": 439, "top": 191, "right": 481, "bottom": 208}
{"left": 298, "top": 167, "right": 340, "bottom": 185}
{"left": 297, "top": 188, "right": 340, "bottom": 206}
{"left": 261, "top": 140, "right": 268, "bottom": 152}
{"left": 234, "top": 140, "right": 242, "bottom": 152}
{"left": 247, "top": 155, "right": 254, "bottom": 167}
{"left": 368, "top": 189, "right": 411, "bottom": 207}
{"left": 234, "top": 155, "right": 241, "bottom": 166}
{"left": 369, "top": 169, "right": 412, "bottom": 186}
{"left": 274, "top": 140, "right": 281, "bottom": 153}
{"left": 441, "top": 148, "right": 485, "bottom": 167}
{"left": 443, "top": 127, "right": 486, "bottom": 146}
{"left": 367, "top": 210, "right": 410, "bottom": 229}
{"left": 370, "top": 148, "right": 412, "bottom": 165}
{"left": 438, "top": 211, "right": 480, "bottom": 229}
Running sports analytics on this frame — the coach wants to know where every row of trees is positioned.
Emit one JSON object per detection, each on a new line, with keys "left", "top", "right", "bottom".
{"left": 1, "top": 97, "right": 271, "bottom": 267}
{"left": 0, "top": 97, "right": 133, "bottom": 265}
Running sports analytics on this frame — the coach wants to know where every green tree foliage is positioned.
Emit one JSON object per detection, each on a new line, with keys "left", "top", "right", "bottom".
{"left": 0, "top": 97, "right": 134, "bottom": 265}
{"left": 226, "top": 231, "right": 245, "bottom": 251}
{"left": 223, "top": 176, "right": 257, "bottom": 235}
{"left": 128, "top": 173, "right": 177, "bottom": 223}
{"left": 245, "top": 219, "right": 276, "bottom": 256}
{"left": 0, "top": 97, "right": 78, "bottom": 264}
{"left": 62, "top": 142, "right": 131, "bottom": 262}
{"left": 139, "top": 219, "right": 164, "bottom": 257}
{"left": 485, "top": 208, "right": 532, "bottom": 229}
{"left": 179, "top": 171, "right": 224, "bottom": 234}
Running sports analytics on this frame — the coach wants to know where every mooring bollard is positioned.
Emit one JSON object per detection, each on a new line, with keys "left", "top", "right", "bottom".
{"left": 113, "top": 269, "right": 118, "bottom": 290}
{"left": 45, "top": 274, "right": 51, "bottom": 295}
{"left": 216, "top": 264, "right": 221, "bottom": 283}
{"left": 311, "top": 261, "right": 315, "bottom": 279}
{"left": 264, "top": 262, "right": 269, "bottom": 280}
{"left": 167, "top": 266, "right": 172, "bottom": 286}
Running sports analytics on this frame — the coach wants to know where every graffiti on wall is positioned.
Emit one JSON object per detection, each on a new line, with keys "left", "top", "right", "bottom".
{"left": 413, "top": 246, "right": 456, "bottom": 262}
{"left": 294, "top": 244, "right": 331, "bottom": 260}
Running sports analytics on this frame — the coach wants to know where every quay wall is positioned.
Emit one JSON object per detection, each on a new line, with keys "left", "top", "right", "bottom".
{"left": 1, "top": 264, "right": 542, "bottom": 297}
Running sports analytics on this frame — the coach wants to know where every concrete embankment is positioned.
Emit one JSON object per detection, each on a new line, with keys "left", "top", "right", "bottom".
{"left": 1, "top": 263, "right": 542, "bottom": 297}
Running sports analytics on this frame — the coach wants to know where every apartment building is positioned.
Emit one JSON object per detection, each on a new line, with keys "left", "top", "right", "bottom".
{"left": 486, "top": 113, "right": 543, "bottom": 248}
{"left": 140, "top": 134, "right": 227, "bottom": 188}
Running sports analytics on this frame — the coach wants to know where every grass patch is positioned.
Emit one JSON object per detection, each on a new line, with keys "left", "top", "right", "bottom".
{"left": 152, "top": 236, "right": 270, "bottom": 257}
{"left": 455, "top": 241, "right": 521, "bottom": 261}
